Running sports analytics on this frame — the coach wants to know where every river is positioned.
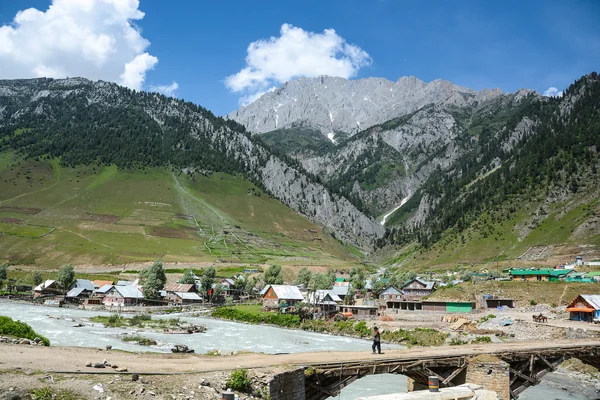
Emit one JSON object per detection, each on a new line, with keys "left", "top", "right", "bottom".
{"left": 1, "top": 302, "right": 598, "bottom": 399}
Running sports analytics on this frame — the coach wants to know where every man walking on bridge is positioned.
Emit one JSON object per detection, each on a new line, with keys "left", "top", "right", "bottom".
{"left": 372, "top": 326, "right": 381, "bottom": 354}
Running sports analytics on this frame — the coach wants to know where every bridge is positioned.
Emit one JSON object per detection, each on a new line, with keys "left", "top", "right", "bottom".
{"left": 301, "top": 340, "right": 600, "bottom": 400}
{"left": 1, "top": 339, "right": 599, "bottom": 400}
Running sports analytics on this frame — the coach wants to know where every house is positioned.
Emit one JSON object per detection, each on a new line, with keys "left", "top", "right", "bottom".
{"left": 69, "top": 279, "right": 95, "bottom": 292}
{"left": 167, "top": 292, "right": 203, "bottom": 305}
{"left": 262, "top": 285, "right": 304, "bottom": 310}
{"left": 33, "top": 280, "right": 60, "bottom": 298}
{"left": 66, "top": 279, "right": 95, "bottom": 299}
{"left": 565, "top": 272, "right": 595, "bottom": 283}
{"left": 484, "top": 298, "right": 515, "bottom": 309}
{"left": 102, "top": 285, "right": 144, "bottom": 307}
{"left": 164, "top": 283, "right": 196, "bottom": 304}
{"left": 401, "top": 278, "right": 435, "bottom": 299}
{"left": 92, "top": 280, "right": 113, "bottom": 289}
{"left": 164, "top": 283, "right": 196, "bottom": 293}
{"left": 566, "top": 294, "right": 600, "bottom": 322}
{"left": 337, "top": 304, "right": 378, "bottom": 319}
{"left": 219, "top": 278, "right": 238, "bottom": 297}
{"left": 332, "top": 285, "right": 350, "bottom": 301}
{"left": 379, "top": 286, "right": 402, "bottom": 301}
{"left": 509, "top": 268, "right": 570, "bottom": 282}
{"left": 116, "top": 280, "right": 132, "bottom": 286}
{"left": 306, "top": 290, "right": 342, "bottom": 313}
{"left": 384, "top": 300, "right": 476, "bottom": 313}
{"left": 587, "top": 271, "right": 600, "bottom": 282}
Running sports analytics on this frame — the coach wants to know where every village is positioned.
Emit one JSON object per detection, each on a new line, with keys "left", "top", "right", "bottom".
{"left": 2, "top": 254, "right": 599, "bottom": 332}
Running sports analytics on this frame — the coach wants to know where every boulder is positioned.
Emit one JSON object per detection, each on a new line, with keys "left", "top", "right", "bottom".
{"left": 19, "top": 339, "right": 31, "bottom": 345}
{"left": 93, "top": 363, "right": 106, "bottom": 368}
{"left": 171, "top": 344, "right": 194, "bottom": 353}
{"left": 116, "top": 367, "right": 128, "bottom": 372}
{"left": 86, "top": 362, "right": 93, "bottom": 367}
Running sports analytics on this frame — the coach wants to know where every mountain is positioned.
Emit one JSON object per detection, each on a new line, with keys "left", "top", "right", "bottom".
{"left": 0, "top": 78, "right": 384, "bottom": 250}
{"left": 228, "top": 75, "right": 499, "bottom": 139}
{"left": 232, "top": 72, "right": 600, "bottom": 267}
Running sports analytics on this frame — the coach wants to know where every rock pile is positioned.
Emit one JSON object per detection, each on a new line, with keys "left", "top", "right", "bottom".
{"left": 0, "top": 336, "right": 44, "bottom": 345}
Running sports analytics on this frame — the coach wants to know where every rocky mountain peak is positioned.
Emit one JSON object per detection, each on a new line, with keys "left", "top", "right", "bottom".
{"left": 228, "top": 75, "right": 500, "bottom": 136}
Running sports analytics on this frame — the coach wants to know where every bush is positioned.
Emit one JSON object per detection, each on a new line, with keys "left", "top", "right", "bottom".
{"left": 31, "top": 387, "right": 79, "bottom": 400}
{"left": 213, "top": 307, "right": 300, "bottom": 328}
{"left": 121, "top": 335, "right": 157, "bottom": 345}
{"left": 0, "top": 316, "right": 50, "bottom": 346}
{"left": 530, "top": 299, "right": 538, "bottom": 306}
{"left": 130, "top": 314, "right": 152, "bottom": 326}
{"left": 226, "top": 369, "right": 252, "bottom": 392}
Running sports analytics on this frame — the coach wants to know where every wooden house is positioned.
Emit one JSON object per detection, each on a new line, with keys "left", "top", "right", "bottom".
{"left": 379, "top": 285, "right": 402, "bottom": 301}
{"left": 102, "top": 285, "right": 144, "bottom": 307}
{"left": 306, "top": 290, "right": 342, "bottom": 313}
{"left": 33, "top": 280, "right": 61, "bottom": 298}
{"left": 567, "top": 294, "right": 600, "bottom": 322}
{"left": 401, "top": 278, "right": 435, "bottom": 299}
{"left": 262, "top": 285, "right": 304, "bottom": 310}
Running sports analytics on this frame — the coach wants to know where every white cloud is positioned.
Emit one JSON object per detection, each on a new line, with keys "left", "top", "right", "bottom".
{"left": 149, "top": 81, "right": 179, "bottom": 97}
{"left": 225, "top": 23, "right": 372, "bottom": 104}
{"left": 239, "top": 86, "right": 277, "bottom": 106}
{"left": 0, "top": 0, "right": 170, "bottom": 91}
{"left": 543, "top": 87, "right": 563, "bottom": 97}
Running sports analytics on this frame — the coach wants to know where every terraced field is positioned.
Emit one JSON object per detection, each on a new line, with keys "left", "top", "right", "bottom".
{"left": 0, "top": 151, "right": 359, "bottom": 269}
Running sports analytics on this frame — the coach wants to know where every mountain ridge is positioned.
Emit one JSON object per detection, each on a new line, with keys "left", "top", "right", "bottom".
{"left": 228, "top": 74, "right": 508, "bottom": 137}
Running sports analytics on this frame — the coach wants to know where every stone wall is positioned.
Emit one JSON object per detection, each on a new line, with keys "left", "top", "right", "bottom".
{"left": 465, "top": 355, "right": 510, "bottom": 400}
{"left": 269, "top": 368, "right": 305, "bottom": 400}
{"left": 406, "top": 377, "right": 429, "bottom": 392}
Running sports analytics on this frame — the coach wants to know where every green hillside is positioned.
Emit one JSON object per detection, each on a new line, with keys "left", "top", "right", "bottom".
{"left": 0, "top": 151, "right": 358, "bottom": 268}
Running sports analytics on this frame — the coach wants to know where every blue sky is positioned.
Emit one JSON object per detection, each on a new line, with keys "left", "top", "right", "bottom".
{"left": 0, "top": 0, "right": 599, "bottom": 115}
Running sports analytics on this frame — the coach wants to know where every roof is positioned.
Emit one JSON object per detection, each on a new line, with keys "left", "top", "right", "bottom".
{"left": 402, "top": 278, "right": 435, "bottom": 290}
{"left": 71, "top": 279, "right": 95, "bottom": 291}
{"left": 580, "top": 295, "right": 600, "bottom": 310}
{"left": 332, "top": 285, "right": 349, "bottom": 297}
{"left": 66, "top": 287, "right": 86, "bottom": 298}
{"left": 381, "top": 286, "right": 402, "bottom": 295}
{"left": 306, "top": 290, "right": 342, "bottom": 304}
{"left": 221, "top": 278, "right": 235, "bottom": 286}
{"left": 509, "top": 269, "right": 570, "bottom": 276}
{"left": 116, "top": 280, "right": 132, "bottom": 286}
{"left": 335, "top": 277, "right": 346, "bottom": 282}
{"left": 34, "top": 280, "right": 57, "bottom": 291}
{"left": 95, "top": 284, "right": 113, "bottom": 294}
{"left": 173, "top": 292, "right": 203, "bottom": 301}
{"left": 110, "top": 285, "right": 144, "bottom": 299}
{"left": 92, "top": 280, "right": 114, "bottom": 288}
{"left": 586, "top": 271, "right": 600, "bottom": 277}
{"left": 263, "top": 285, "right": 304, "bottom": 301}
{"left": 165, "top": 283, "right": 195, "bottom": 292}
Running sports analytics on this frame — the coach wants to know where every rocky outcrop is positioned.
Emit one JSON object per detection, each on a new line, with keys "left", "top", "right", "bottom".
{"left": 229, "top": 75, "right": 486, "bottom": 136}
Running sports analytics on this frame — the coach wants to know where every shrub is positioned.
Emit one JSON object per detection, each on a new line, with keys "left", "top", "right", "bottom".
{"left": 130, "top": 314, "right": 152, "bottom": 326}
{"left": 0, "top": 316, "right": 50, "bottom": 346}
{"left": 226, "top": 369, "right": 252, "bottom": 392}
{"left": 121, "top": 335, "right": 157, "bottom": 345}
{"left": 530, "top": 299, "right": 538, "bottom": 306}
{"left": 31, "top": 387, "right": 79, "bottom": 400}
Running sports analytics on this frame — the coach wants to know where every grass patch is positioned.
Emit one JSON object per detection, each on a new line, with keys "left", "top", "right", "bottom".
{"left": 31, "top": 387, "right": 79, "bottom": 400}
{"left": 121, "top": 335, "right": 157, "bottom": 346}
{"left": 0, "top": 315, "right": 50, "bottom": 346}
{"left": 212, "top": 307, "right": 300, "bottom": 328}
{"left": 0, "top": 222, "right": 53, "bottom": 238}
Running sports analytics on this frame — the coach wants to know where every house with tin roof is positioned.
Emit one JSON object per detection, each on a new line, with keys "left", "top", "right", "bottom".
{"left": 262, "top": 285, "right": 304, "bottom": 310}
{"left": 509, "top": 268, "right": 570, "bottom": 282}
{"left": 566, "top": 294, "right": 600, "bottom": 322}
{"left": 102, "top": 285, "right": 144, "bottom": 307}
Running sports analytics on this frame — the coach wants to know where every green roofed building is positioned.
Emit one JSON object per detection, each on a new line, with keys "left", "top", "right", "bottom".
{"left": 509, "top": 269, "right": 570, "bottom": 282}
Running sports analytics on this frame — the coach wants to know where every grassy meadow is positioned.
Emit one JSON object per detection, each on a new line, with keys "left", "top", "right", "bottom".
{"left": 0, "top": 151, "right": 360, "bottom": 269}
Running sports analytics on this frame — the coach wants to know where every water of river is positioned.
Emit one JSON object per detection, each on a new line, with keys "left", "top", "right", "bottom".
{"left": 1, "top": 302, "right": 598, "bottom": 399}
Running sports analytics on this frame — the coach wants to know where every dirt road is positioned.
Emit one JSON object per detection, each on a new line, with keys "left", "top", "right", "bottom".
{"left": 2, "top": 339, "right": 600, "bottom": 374}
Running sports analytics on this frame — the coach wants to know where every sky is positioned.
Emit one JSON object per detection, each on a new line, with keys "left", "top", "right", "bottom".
{"left": 0, "top": 0, "right": 599, "bottom": 116}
